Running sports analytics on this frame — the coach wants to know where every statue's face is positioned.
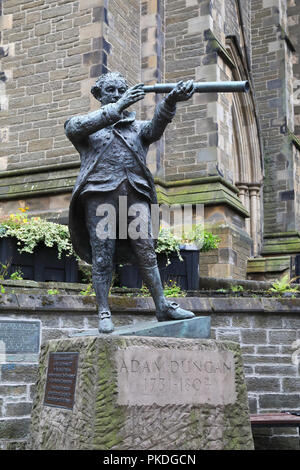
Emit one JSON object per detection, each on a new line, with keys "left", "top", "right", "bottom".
{"left": 100, "top": 78, "right": 127, "bottom": 105}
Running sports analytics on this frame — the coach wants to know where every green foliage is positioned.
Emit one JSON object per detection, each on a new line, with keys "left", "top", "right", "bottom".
{"left": 201, "top": 230, "right": 221, "bottom": 252}
{"left": 0, "top": 262, "right": 9, "bottom": 280}
{"left": 269, "top": 275, "right": 299, "bottom": 294}
{"left": 155, "top": 229, "right": 182, "bottom": 265}
{"left": 156, "top": 225, "right": 221, "bottom": 265}
{"left": 0, "top": 208, "right": 76, "bottom": 259}
{"left": 182, "top": 224, "right": 221, "bottom": 252}
{"left": 9, "top": 269, "right": 23, "bottom": 281}
{"left": 230, "top": 285, "right": 244, "bottom": 293}
{"left": 163, "top": 280, "right": 186, "bottom": 298}
{"left": 47, "top": 289, "right": 60, "bottom": 295}
{"left": 0, "top": 262, "right": 23, "bottom": 281}
{"left": 137, "top": 284, "right": 150, "bottom": 297}
{"left": 78, "top": 264, "right": 92, "bottom": 284}
{"left": 137, "top": 280, "right": 186, "bottom": 298}
{"left": 79, "top": 283, "right": 96, "bottom": 296}
{"left": 0, "top": 285, "right": 5, "bottom": 294}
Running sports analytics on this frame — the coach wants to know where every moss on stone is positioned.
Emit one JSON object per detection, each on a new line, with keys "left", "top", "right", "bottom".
{"left": 109, "top": 296, "right": 138, "bottom": 309}
{"left": 155, "top": 179, "right": 249, "bottom": 217}
{"left": 93, "top": 338, "right": 126, "bottom": 450}
{"left": 41, "top": 296, "right": 54, "bottom": 306}
{"left": 29, "top": 336, "right": 253, "bottom": 450}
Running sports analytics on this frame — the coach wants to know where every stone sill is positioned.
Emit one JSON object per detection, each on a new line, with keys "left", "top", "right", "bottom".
{"left": 1, "top": 291, "right": 300, "bottom": 315}
{"left": 0, "top": 276, "right": 279, "bottom": 294}
{"left": 247, "top": 256, "right": 291, "bottom": 274}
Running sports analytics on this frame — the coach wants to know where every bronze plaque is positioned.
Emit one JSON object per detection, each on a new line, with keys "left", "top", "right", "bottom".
{"left": 44, "top": 352, "right": 79, "bottom": 410}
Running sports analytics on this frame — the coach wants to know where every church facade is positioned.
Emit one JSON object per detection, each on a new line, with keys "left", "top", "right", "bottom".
{"left": 0, "top": 0, "right": 299, "bottom": 281}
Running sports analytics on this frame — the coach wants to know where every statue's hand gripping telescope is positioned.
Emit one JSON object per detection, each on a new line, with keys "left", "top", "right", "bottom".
{"left": 142, "top": 81, "right": 249, "bottom": 94}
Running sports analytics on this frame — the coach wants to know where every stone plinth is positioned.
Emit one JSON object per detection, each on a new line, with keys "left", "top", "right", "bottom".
{"left": 28, "top": 335, "right": 254, "bottom": 450}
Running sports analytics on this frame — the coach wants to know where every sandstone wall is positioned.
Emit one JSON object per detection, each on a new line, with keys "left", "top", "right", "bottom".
{"left": 0, "top": 1, "right": 300, "bottom": 274}
{"left": 251, "top": 0, "right": 300, "bottom": 254}
{"left": 0, "top": 288, "right": 299, "bottom": 449}
{"left": 0, "top": 0, "right": 141, "bottom": 220}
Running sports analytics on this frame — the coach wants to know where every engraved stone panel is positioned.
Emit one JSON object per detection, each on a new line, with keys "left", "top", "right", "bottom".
{"left": 116, "top": 347, "right": 236, "bottom": 406}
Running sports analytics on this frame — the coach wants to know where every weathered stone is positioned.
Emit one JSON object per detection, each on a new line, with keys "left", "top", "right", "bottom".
{"left": 241, "top": 329, "right": 267, "bottom": 345}
{"left": 19, "top": 129, "right": 39, "bottom": 142}
{"left": 42, "top": 5, "right": 72, "bottom": 20}
{"left": 0, "top": 385, "right": 27, "bottom": 397}
{"left": 259, "top": 394, "right": 300, "bottom": 410}
{"left": 1, "top": 364, "right": 38, "bottom": 383}
{"left": 35, "top": 23, "right": 51, "bottom": 36}
{"left": 6, "top": 402, "right": 33, "bottom": 417}
{"left": 246, "top": 377, "right": 280, "bottom": 392}
{"left": 28, "top": 139, "right": 53, "bottom": 152}
{"left": 29, "top": 335, "right": 254, "bottom": 450}
{"left": 74, "top": 316, "right": 211, "bottom": 339}
{"left": 0, "top": 419, "right": 30, "bottom": 439}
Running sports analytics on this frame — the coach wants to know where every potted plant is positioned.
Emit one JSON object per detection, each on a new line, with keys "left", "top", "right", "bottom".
{"left": 0, "top": 208, "right": 78, "bottom": 282}
{"left": 116, "top": 225, "right": 220, "bottom": 291}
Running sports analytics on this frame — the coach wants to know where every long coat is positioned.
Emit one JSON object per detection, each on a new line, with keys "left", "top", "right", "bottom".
{"left": 65, "top": 99, "right": 176, "bottom": 264}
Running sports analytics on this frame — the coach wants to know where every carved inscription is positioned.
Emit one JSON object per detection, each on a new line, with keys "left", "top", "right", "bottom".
{"left": 116, "top": 347, "right": 236, "bottom": 406}
{"left": 44, "top": 352, "right": 79, "bottom": 410}
{"left": 0, "top": 320, "right": 40, "bottom": 354}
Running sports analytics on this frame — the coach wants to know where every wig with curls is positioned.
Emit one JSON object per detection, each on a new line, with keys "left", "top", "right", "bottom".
{"left": 91, "top": 71, "right": 128, "bottom": 100}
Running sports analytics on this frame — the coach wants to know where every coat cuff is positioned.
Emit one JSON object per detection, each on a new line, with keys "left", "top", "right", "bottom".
{"left": 158, "top": 98, "right": 177, "bottom": 122}
{"left": 101, "top": 103, "right": 122, "bottom": 123}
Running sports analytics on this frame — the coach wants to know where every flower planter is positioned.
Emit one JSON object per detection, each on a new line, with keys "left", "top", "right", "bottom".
{"left": 116, "top": 245, "right": 199, "bottom": 291}
{"left": 0, "top": 237, "right": 78, "bottom": 283}
{"left": 158, "top": 245, "right": 200, "bottom": 291}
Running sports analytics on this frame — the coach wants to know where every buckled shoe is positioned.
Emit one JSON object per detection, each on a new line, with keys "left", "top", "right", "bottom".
{"left": 156, "top": 301, "right": 195, "bottom": 322}
{"left": 98, "top": 310, "right": 114, "bottom": 333}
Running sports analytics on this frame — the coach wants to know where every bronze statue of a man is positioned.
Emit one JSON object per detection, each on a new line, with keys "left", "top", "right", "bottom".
{"left": 65, "top": 71, "right": 195, "bottom": 333}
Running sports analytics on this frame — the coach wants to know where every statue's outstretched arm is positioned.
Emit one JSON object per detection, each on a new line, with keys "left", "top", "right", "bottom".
{"left": 141, "top": 80, "right": 195, "bottom": 144}
{"left": 64, "top": 103, "right": 121, "bottom": 143}
{"left": 141, "top": 99, "right": 177, "bottom": 144}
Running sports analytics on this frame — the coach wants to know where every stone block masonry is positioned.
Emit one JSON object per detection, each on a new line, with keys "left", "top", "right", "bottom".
{"left": 0, "top": 0, "right": 85, "bottom": 172}
{"left": 0, "top": 0, "right": 141, "bottom": 190}
{"left": 0, "top": 0, "right": 271, "bottom": 281}
{"left": 163, "top": 0, "right": 252, "bottom": 185}
{"left": 251, "top": 0, "right": 300, "bottom": 250}
{"left": 0, "top": 0, "right": 144, "bottom": 262}
{"left": 160, "top": 0, "right": 257, "bottom": 277}
{"left": 140, "top": 0, "right": 165, "bottom": 176}
{"left": 288, "top": 0, "right": 300, "bottom": 140}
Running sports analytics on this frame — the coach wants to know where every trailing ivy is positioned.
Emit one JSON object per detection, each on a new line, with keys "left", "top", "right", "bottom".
{"left": 182, "top": 224, "right": 221, "bottom": 252}
{"left": 155, "top": 228, "right": 182, "bottom": 265}
{"left": 0, "top": 208, "right": 76, "bottom": 259}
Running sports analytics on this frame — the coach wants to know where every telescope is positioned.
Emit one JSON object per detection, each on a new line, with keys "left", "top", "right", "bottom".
{"left": 142, "top": 80, "right": 250, "bottom": 94}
